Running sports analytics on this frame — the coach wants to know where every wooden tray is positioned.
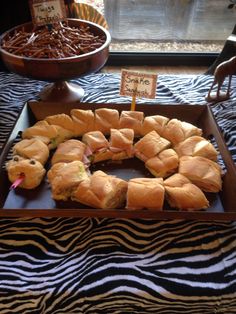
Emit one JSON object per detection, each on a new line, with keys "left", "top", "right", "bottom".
{"left": 0, "top": 100, "right": 236, "bottom": 220}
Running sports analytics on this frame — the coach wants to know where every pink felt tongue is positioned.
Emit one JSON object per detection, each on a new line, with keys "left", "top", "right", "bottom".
{"left": 10, "top": 174, "right": 25, "bottom": 190}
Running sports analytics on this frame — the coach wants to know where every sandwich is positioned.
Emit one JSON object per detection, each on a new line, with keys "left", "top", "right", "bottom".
{"left": 109, "top": 128, "right": 134, "bottom": 160}
{"left": 51, "top": 139, "right": 86, "bottom": 165}
{"left": 178, "top": 155, "right": 222, "bottom": 192}
{"left": 50, "top": 124, "right": 75, "bottom": 149}
{"left": 94, "top": 108, "right": 119, "bottom": 135}
{"left": 70, "top": 108, "right": 94, "bottom": 137}
{"left": 134, "top": 130, "right": 171, "bottom": 162}
{"left": 47, "top": 160, "right": 89, "bottom": 201}
{"left": 126, "top": 177, "right": 165, "bottom": 210}
{"left": 22, "top": 120, "right": 59, "bottom": 146}
{"left": 12, "top": 138, "right": 50, "bottom": 165}
{"left": 45, "top": 113, "right": 74, "bottom": 138}
{"left": 22, "top": 120, "right": 71, "bottom": 149}
{"left": 82, "top": 130, "right": 113, "bottom": 163}
{"left": 145, "top": 148, "right": 179, "bottom": 178}
{"left": 164, "top": 173, "right": 209, "bottom": 211}
{"left": 6, "top": 155, "right": 46, "bottom": 189}
{"left": 163, "top": 118, "right": 202, "bottom": 145}
{"left": 141, "top": 114, "right": 169, "bottom": 137}
{"left": 119, "top": 111, "right": 144, "bottom": 136}
{"left": 174, "top": 135, "right": 218, "bottom": 161}
{"left": 71, "top": 170, "right": 128, "bottom": 209}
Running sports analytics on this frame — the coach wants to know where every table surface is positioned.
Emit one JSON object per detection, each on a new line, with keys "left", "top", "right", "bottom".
{"left": 0, "top": 71, "right": 236, "bottom": 314}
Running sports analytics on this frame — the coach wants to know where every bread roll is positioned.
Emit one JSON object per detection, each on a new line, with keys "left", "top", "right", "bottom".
{"left": 70, "top": 109, "right": 94, "bottom": 137}
{"left": 174, "top": 136, "right": 218, "bottom": 161}
{"left": 22, "top": 120, "right": 58, "bottom": 145}
{"left": 109, "top": 128, "right": 134, "bottom": 160}
{"left": 45, "top": 113, "right": 74, "bottom": 136}
{"left": 6, "top": 156, "right": 46, "bottom": 189}
{"left": 44, "top": 114, "right": 74, "bottom": 145}
{"left": 94, "top": 108, "right": 119, "bottom": 135}
{"left": 141, "top": 115, "right": 169, "bottom": 136}
{"left": 163, "top": 119, "right": 202, "bottom": 145}
{"left": 22, "top": 120, "right": 71, "bottom": 149}
{"left": 134, "top": 130, "right": 171, "bottom": 162}
{"left": 71, "top": 170, "right": 128, "bottom": 209}
{"left": 47, "top": 160, "right": 89, "bottom": 201}
{"left": 82, "top": 131, "right": 113, "bottom": 163}
{"left": 82, "top": 130, "right": 108, "bottom": 152}
{"left": 164, "top": 173, "right": 209, "bottom": 210}
{"left": 13, "top": 138, "right": 49, "bottom": 165}
{"left": 179, "top": 156, "right": 222, "bottom": 192}
{"left": 145, "top": 148, "right": 179, "bottom": 178}
{"left": 126, "top": 177, "right": 164, "bottom": 210}
{"left": 119, "top": 111, "right": 144, "bottom": 136}
{"left": 52, "top": 124, "right": 78, "bottom": 149}
{"left": 51, "top": 139, "right": 86, "bottom": 165}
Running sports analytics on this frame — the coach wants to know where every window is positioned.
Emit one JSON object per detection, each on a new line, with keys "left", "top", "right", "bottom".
{"left": 103, "top": 0, "right": 236, "bottom": 54}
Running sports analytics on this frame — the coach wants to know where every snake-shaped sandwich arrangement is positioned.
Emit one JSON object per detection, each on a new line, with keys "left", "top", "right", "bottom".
{"left": 6, "top": 108, "right": 222, "bottom": 211}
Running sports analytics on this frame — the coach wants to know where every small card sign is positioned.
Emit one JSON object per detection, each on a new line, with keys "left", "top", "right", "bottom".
{"left": 29, "top": 0, "right": 67, "bottom": 26}
{"left": 120, "top": 69, "right": 157, "bottom": 99}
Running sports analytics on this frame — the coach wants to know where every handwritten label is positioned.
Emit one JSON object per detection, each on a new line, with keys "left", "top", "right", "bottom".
{"left": 29, "top": 0, "right": 67, "bottom": 26}
{"left": 120, "top": 69, "right": 157, "bottom": 99}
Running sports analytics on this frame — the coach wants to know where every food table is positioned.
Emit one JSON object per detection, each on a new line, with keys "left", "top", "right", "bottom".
{"left": 0, "top": 71, "right": 236, "bottom": 313}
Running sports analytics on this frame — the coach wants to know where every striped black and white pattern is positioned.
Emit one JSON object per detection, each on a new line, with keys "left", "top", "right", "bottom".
{"left": 0, "top": 71, "right": 236, "bottom": 313}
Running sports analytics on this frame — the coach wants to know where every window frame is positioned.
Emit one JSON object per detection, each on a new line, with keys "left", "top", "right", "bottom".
{"left": 107, "top": 51, "right": 218, "bottom": 68}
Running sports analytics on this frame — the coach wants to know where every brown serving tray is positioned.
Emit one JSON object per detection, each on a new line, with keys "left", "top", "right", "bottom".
{"left": 0, "top": 100, "right": 236, "bottom": 220}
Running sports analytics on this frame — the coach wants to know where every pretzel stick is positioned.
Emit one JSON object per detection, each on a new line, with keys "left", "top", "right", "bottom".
{"left": 1, "top": 21, "right": 106, "bottom": 58}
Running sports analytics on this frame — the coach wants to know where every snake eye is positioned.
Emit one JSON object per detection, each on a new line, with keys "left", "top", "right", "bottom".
{"left": 13, "top": 156, "right": 19, "bottom": 162}
{"left": 29, "top": 159, "right": 36, "bottom": 165}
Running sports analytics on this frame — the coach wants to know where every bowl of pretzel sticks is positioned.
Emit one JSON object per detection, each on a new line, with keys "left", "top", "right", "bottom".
{"left": 0, "top": 18, "right": 111, "bottom": 102}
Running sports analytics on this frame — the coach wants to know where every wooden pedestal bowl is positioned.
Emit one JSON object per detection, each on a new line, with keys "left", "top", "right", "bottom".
{"left": 0, "top": 18, "right": 111, "bottom": 103}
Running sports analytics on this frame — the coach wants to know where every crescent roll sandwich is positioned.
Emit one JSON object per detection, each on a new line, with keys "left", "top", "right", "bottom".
{"left": 22, "top": 120, "right": 70, "bottom": 149}
{"left": 82, "top": 131, "right": 113, "bottom": 163}
{"left": 119, "top": 111, "right": 144, "bottom": 137}
{"left": 47, "top": 160, "right": 89, "bottom": 201}
{"left": 179, "top": 156, "right": 222, "bottom": 193}
{"left": 71, "top": 170, "right": 128, "bottom": 209}
{"left": 45, "top": 113, "right": 74, "bottom": 138}
{"left": 50, "top": 125, "right": 75, "bottom": 149}
{"left": 22, "top": 120, "right": 58, "bottom": 146}
{"left": 94, "top": 108, "right": 120, "bottom": 135}
{"left": 6, "top": 155, "right": 46, "bottom": 189}
{"left": 126, "top": 178, "right": 165, "bottom": 210}
{"left": 134, "top": 130, "right": 171, "bottom": 162}
{"left": 51, "top": 139, "right": 86, "bottom": 165}
{"left": 174, "top": 136, "right": 218, "bottom": 161}
{"left": 71, "top": 109, "right": 94, "bottom": 137}
{"left": 141, "top": 115, "right": 169, "bottom": 137}
{"left": 109, "top": 128, "right": 134, "bottom": 160}
{"left": 164, "top": 173, "right": 209, "bottom": 211}
{"left": 13, "top": 138, "right": 49, "bottom": 165}
{"left": 163, "top": 118, "right": 202, "bottom": 145}
{"left": 145, "top": 148, "right": 179, "bottom": 178}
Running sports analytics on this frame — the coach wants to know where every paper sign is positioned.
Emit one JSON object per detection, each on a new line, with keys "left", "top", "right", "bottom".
{"left": 120, "top": 69, "right": 157, "bottom": 99}
{"left": 29, "top": 0, "right": 67, "bottom": 26}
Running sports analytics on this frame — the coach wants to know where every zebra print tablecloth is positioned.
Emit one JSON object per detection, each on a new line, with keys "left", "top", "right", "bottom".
{"left": 0, "top": 71, "right": 236, "bottom": 314}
